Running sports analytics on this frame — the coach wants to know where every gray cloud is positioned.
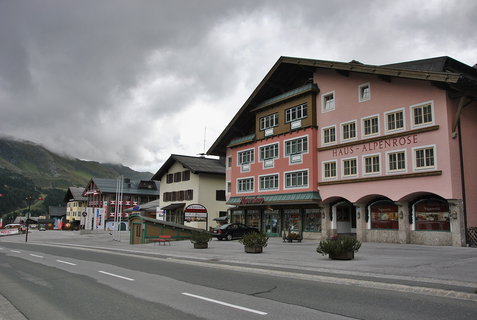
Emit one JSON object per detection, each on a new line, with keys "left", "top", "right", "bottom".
{"left": 0, "top": 0, "right": 476, "bottom": 172}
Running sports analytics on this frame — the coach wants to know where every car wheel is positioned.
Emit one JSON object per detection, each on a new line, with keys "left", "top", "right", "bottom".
{"left": 226, "top": 234, "right": 233, "bottom": 241}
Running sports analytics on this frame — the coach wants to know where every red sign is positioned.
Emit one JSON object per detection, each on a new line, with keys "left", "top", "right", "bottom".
{"left": 240, "top": 197, "right": 265, "bottom": 205}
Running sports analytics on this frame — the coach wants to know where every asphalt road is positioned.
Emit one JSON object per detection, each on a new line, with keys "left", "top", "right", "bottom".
{"left": 1, "top": 241, "right": 476, "bottom": 320}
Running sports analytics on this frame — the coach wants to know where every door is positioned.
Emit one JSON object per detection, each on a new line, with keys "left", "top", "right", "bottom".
{"left": 263, "top": 210, "right": 280, "bottom": 237}
{"left": 336, "top": 203, "right": 356, "bottom": 235}
{"left": 132, "top": 223, "right": 142, "bottom": 244}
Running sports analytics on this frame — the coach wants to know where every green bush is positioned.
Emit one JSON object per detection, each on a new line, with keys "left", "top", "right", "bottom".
{"left": 316, "top": 236, "right": 361, "bottom": 256}
{"left": 239, "top": 232, "right": 269, "bottom": 247}
{"left": 190, "top": 231, "right": 212, "bottom": 244}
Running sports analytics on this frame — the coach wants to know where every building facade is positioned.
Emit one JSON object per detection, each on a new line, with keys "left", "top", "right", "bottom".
{"left": 208, "top": 56, "right": 477, "bottom": 246}
{"left": 82, "top": 178, "right": 160, "bottom": 231}
{"left": 64, "top": 187, "right": 88, "bottom": 229}
{"left": 152, "top": 154, "right": 227, "bottom": 230}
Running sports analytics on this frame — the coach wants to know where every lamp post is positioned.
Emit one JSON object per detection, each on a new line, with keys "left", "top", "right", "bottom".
{"left": 25, "top": 195, "right": 33, "bottom": 242}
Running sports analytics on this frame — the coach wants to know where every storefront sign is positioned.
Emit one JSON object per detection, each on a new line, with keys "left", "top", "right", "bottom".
{"left": 240, "top": 197, "right": 265, "bottom": 205}
{"left": 332, "top": 134, "right": 418, "bottom": 157}
{"left": 184, "top": 204, "right": 208, "bottom": 222}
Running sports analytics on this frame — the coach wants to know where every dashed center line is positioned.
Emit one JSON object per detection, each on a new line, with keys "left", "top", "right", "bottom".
{"left": 182, "top": 292, "right": 268, "bottom": 315}
{"left": 56, "top": 259, "right": 76, "bottom": 266}
{"left": 99, "top": 270, "right": 134, "bottom": 281}
{"left": 30, "top": 254, "right": 44, "bottom": 258}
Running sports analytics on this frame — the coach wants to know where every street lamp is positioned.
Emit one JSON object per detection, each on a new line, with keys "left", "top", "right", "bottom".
{"left": 24, "top": 195, "right": 43, "bottom": 243}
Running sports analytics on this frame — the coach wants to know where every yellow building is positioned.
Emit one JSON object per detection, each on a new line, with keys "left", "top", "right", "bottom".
{"left": 64, "top": 187, "right": 87, "bottom": 229}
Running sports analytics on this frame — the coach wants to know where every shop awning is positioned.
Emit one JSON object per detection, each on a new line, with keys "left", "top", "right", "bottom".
{"left": 161, "top": 203, "right": 186, "bottom": 210}
{"left": 227, "top": 191, "right": 321, "bottom": 206}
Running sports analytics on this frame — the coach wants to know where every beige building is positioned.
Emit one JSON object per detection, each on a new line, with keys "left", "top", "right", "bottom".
{"left": 64, "top": 187, "right": 87, "bottom": 229}
{"left": 152, "top": 155, "right": 227, "bottom": 230}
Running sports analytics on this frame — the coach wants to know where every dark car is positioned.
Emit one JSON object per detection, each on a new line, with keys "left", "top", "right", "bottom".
{"left": 212, "top": 223, "right": 259, "bottom": 241}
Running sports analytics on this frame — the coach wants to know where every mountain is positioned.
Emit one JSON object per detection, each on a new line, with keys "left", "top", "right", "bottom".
{"left": 0, "top": 137, "right": 154, "bottom": 217}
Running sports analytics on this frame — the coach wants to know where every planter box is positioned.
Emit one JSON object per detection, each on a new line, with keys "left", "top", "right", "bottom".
{"left": 244, "top": 246, "right": 263, "bottom": 253}
{"left": 329, "top": 251, "right": 354, "bottom": 260}
{"left": 193, "top": 242, "right": 209, "bottom": 249}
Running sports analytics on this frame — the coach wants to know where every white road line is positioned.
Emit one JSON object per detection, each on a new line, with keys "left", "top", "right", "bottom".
{"left": 98, "top": 270, "right": 134, "bottom": 281}
{"left": 30, "top": 254, "right": 44, "bottom": 258}
{"left": 56, "top": 259, "right": 76, "bottom": 266}
{"left": 10, "top": 250, "right": 21, "bottom": 253}
{"left": 182, "top": 292, "right": 268, "bottom": 316}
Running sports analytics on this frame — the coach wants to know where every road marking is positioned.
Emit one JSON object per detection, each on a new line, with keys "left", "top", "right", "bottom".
{"left": 182, "top": 292, "right": 268, "bottom": 316}
{"left": 10, "top": 250, "right": 21, "bottom": 253}
{"left": 30, "top": 254, "right": 44, "bottom": 258}
{"left": 56, "top": 259, "right": 76, "bottom": 266}
{"left": 98, "top": 270, "right": 134, "bottom": 281}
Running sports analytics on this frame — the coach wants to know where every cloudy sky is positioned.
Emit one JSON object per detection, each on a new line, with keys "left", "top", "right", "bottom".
{"left": 0, "top": 0, "right": 476, "bottom": 173}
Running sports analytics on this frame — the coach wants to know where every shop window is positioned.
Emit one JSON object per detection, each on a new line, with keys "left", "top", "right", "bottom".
{"left": 414, "top": 199, "right": 450, "bottom": 231}
{"left": 370, "top": 200, "right": 398, "bottom": 229}
{"left": 246, "top": 209, "right": 260, "bottom": 229}
{"left": 284, "top": 209, "right": 302, "bottom": 234}
{"left": 231, "top": 210, "right": 245, "bottom": 224}
{"left": 304, "top": 209, "right": 321, "bottom": 232}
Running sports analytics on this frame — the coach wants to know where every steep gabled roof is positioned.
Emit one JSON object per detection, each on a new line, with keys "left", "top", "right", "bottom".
{"left": 207, "top": 56, "right": 477, "bottom": 157}
{"left": 84, "top": 178, "right": 160, "bottom": 196}
{"left": 151, "top": 154, "right": 225, "bottom": 181}
{"left": 64, "top": 187, "right": 87, "bottom": 202}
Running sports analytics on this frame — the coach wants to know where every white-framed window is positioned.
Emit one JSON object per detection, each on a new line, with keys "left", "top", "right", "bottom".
{"left": 359, "top": 83, "right": 371, "bottom": 102}
{"left": 413, "top": 145, "right": 436, "bottom": 170}
{"left": 362, "top": 115, "right": 379, "bottom": 137}
{"left": 386, "top": 150, "right": 407, "bottom": 173}
{"left": 259, "top": 174, "right": 279, "bottom": 191}
{"left": 237, "top": 177, "right": 254, "bottom": 193}
{"left": 284, "top": 170, "right": 308, "bottom": 189}
{"left": 342, "top": 157, "right": 358, "bottom": 177}
{"left": 323, "top": 161, "right": 337, "bottom": 179}
{"left": 411, "top": 101, "right": 434, "bottom": 128}
{"left": 322, "top": 125, "right": 336, "bottom": 145}
{"left": 259, "top": 113, "right": 278, "bottom": 131}
{"left": 259, "top": 143, "right": 279, "bottom": 161}
{"left": 385, "top": 108, "right": 405, "bottom": 133}
{"left": 322, "top": 91, "right": 335, "bottom": 112}
{"left": 284, "top": 135, "right": 308, "bottom": 157}
{"left": 285, "top": 103, "right": 307, "bottom": 123}
{"left": 341, "top": 121, "right": 357, "bottom": 142}
{"left": 363, "top": 154, "right": 380, "bottom": 175}
{"left": 227, "top": 156, "right": 232, "bottom": 168}
{"left": 227, "top": 182, "right": 231, "bottom": 193}
{"left": 237, "top": 148, "right": 254, "bottom": 165}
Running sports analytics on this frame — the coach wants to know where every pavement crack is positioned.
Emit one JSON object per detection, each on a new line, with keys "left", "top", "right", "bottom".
{"left": 249, "top": 285, "right": 278, "bottom": 296}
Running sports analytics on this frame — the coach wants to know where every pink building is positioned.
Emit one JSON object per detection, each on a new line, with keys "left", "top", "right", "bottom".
{"left": 208, "top": 56, "right": 477, "bottom": 246}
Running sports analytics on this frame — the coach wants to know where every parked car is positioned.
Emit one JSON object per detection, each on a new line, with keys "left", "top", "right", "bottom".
{"left": 212, "top": 223, "right": 259, "bottom": 241}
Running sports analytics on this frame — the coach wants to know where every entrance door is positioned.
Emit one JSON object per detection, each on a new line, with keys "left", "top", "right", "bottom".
{"left": 132, "top": 223, "right": 142, "bottom": 244}
{"left": 263, "top": 210, "right": 280, "bottom": 237}
{"left": 336, "top": 203, "right": 356, "bottom": 235}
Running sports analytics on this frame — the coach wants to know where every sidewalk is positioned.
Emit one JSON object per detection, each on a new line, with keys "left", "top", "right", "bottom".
{"left": 4, "top": 230, "right": 477, "bottom": 288}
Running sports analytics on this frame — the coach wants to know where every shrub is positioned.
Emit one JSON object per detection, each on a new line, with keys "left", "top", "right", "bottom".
{"left": 239, "top": 232, "right": 269, "bottom": 248}
{"left": 190, "top": 231, "right": 212, "bottom": 244}
{"left": 316, "top": 236, "right": 361, "bottom": 256}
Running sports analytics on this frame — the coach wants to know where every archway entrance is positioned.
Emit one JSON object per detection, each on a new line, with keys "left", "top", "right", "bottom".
{"left": 334, "top": 201, "right": 357, "bottom": 236}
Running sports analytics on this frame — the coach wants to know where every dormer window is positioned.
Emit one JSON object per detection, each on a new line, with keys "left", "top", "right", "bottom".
{"left": 322, "top": 92, "right": 335, "bottom": 112}
{"left": 359, "top": 83, "right": 370, "bottom": 102}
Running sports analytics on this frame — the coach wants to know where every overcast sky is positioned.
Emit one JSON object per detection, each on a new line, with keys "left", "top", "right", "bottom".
{"left": 0, "top": 0, "right": 476, "bottom": 173}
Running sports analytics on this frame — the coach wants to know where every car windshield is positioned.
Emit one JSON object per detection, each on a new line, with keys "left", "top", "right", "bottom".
{"left": 218, "top": 224, "right": 232, "bottom": 230}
